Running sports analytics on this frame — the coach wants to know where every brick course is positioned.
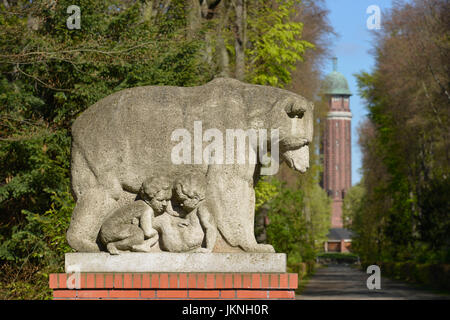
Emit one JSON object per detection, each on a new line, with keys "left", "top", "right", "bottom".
{"left": 50, "top": 272, "right": 298, "bottom": 300}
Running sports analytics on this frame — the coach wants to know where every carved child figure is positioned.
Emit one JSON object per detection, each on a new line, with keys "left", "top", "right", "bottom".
{"left": 99, "top": 176, "right": 172, "bottom": 255}
{"left": 153, "top": 175, "right": 217, "bottom": 253}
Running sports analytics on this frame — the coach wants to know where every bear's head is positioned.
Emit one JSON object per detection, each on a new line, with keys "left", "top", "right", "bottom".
{"left": 272, "top": 95, "right": 313, "bottom": 173}
{"left": 243, "top": 84, "right": 314, "bottom": 174}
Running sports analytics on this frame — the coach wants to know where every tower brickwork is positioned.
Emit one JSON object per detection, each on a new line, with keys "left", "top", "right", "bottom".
{"left": 323, "top": 58, "right": 352, "bottom": 229}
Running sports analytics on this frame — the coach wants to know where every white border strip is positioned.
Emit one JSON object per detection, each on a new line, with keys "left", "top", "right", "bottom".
{"left": 327, "top": 111, "right": 353, "bottom": 119}
{"left": 65, "top": 252, "right": 287, "bottom": 273}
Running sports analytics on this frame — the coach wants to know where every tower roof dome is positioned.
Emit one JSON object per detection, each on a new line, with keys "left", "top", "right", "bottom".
{"left": 323, "top": 57, "right": 352, "bottom": 96}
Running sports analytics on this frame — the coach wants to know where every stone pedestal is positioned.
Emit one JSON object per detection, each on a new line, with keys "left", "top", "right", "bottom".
{"left": 49, "top": 253, "right": 298, "bottom": 300}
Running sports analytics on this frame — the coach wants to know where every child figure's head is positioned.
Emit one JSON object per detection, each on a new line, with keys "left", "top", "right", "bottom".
{"left": 139, "top": 176, "right": 172, "bottom": 214}
{"left": 174, "top": 175, "right": 206, "bottom": 212}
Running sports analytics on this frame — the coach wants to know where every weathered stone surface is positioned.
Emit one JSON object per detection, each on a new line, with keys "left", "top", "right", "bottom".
{"left": 67, "top": 77, "right": 314, "bottom": 253}
{"left": 65, "top": 252, "right": 286, "bottom": 273}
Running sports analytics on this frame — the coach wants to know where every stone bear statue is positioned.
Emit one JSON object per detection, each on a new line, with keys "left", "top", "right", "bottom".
{"left": 67, "top": 77, "right": 313, "bottom": 253}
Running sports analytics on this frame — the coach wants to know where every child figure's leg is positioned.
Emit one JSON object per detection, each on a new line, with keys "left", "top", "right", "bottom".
{"left": 132, "top": 233, "right": 159, "bottom": 252}
{"left": 106, "top": 225, "right": 145, "bottom": 255}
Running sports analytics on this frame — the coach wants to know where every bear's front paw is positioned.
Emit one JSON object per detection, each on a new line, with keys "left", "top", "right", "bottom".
{"left": 250, "top": 243, "right": 275, "bottom": 253}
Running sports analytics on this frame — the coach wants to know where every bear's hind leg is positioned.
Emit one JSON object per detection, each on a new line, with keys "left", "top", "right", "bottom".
{"left": 67, "top": 188, "right": 119, "bottom": 252}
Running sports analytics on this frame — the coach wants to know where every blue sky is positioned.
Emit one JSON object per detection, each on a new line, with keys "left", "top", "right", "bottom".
{"left": 324, "top": 0, "right": 393, "bottom": 185}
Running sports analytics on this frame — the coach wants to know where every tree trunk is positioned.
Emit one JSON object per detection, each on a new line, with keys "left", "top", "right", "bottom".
{"left": 234, "top": 0, "right": 246, "bottom": 80}
{"left": 187, "top": 0, "right": 202, "bottom": 39}
{"left": 217, "top": 1, "right": 231, "bottom": 76}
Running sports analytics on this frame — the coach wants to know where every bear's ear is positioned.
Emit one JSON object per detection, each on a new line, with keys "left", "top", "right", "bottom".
{"left": 285, "top": 100, "right": 306, "bottom": 119}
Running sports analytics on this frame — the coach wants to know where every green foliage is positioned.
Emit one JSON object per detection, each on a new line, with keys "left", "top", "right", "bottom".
{"left": 354, "top": 70, "right": 449, "bottom": 265}
{"left": 246, "top": 0, "right": 314, "bottom": 87}
{"left": 0, "top": 263, "right": 53, "bottom": 300}
{"left": 266, "top": 186, "right": 307, "bottom": 260}
{"left": 0, "top": 191, "right": 72, "bottom": 300}
{"left": 342, "top": 183, "right": 365, "bottom": 229}
{"left": 256, "top": 178, "right": 330, "bottom": 266}
{"left": 374, "top": 261, "right": 450, "bottom": 291}
{"left": 301, "top": 183, "right": 332, "bottom": 245}
{"left": 351, "top": 0, "right": 450, "bottom": 273}
{"left": 0, "top": 0, "right": 212, "bottom": 299}
{"left": 254, "top": 178, "right": 280, "bottom": 211}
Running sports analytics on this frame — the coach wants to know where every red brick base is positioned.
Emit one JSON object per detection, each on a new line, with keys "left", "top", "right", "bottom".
{"left": 49, "top": 272, "right": 298, "bottom": 300}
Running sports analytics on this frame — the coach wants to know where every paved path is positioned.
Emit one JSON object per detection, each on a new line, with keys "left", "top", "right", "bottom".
{"left": 297, "top": 265, "right": 449, "bottom": 300}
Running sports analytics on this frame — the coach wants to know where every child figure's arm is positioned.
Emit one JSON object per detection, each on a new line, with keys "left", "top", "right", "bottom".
{"left": 165, "top": 201, "right": 180, "bottom": 217}
{"left": 139, "top": 203, "right": 157, "bottom": 239}
{"left": 197, "top": 204, "right": 217, "bottom": 252}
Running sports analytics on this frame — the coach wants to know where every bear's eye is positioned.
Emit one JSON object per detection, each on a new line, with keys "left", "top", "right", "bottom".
{"left": 285, "top": 103, "right": 305, "bottom": 119}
